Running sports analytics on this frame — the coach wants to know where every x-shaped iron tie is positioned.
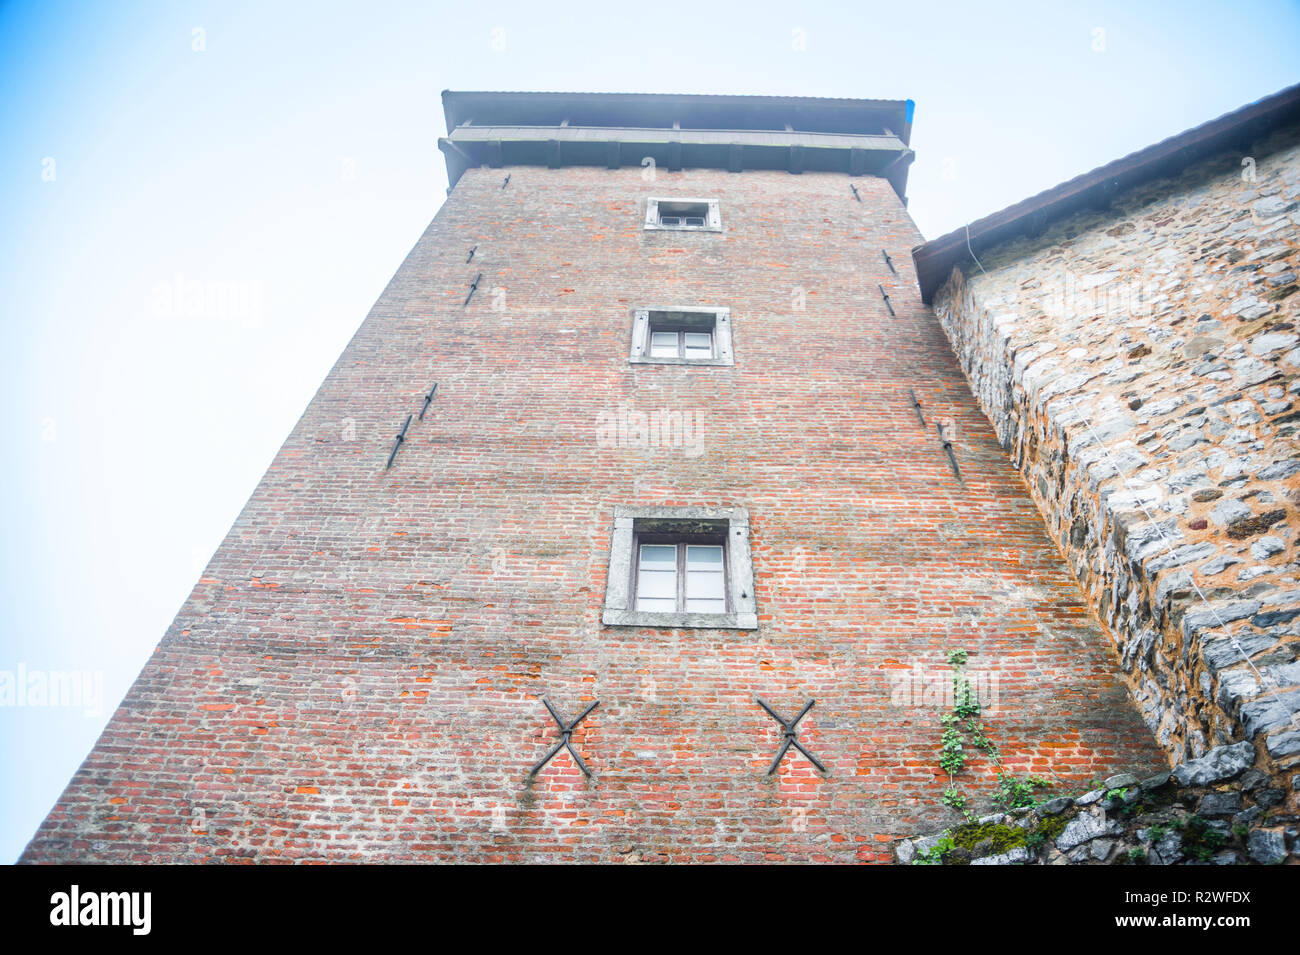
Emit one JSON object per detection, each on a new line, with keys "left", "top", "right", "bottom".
{"left": 529, "top": 697, "right": 599, "bottom": 778}
{"left": 756, "top": 697, "right": 826, "bottom": 775}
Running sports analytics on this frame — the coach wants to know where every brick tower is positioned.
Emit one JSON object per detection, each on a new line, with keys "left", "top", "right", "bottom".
{"left": 22, "top": 92, "right": 1167, "bottom": 863}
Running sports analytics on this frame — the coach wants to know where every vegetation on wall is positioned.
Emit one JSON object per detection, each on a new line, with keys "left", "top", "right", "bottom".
{"left": 938, "top": 648, "right": 1051, "bottom": 819}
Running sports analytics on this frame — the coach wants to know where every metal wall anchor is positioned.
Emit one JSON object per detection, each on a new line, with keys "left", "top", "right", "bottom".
{"left": 419, "top": 383, "right": 438, "bottom": 421}
{"left": 937, "top": 422, "right": 963, "bottom": 482}
{"left": 908, "top": 387, "right": 926, "bottom": 427}
{"left": 878, "top": 284, "right": 895, "bottom": 317}
{"left": 502, "top": 174, "right": 511, "bottom": 189}
{"left": 756, "top": 698, "right": 826, "bottom": 775}
{"left": 466, "top": 245, "right": 477, "bottom": 263}
{"left": 464, "top": 272, "right": 482, "bottom": 307}
{"left": 385, "top": 413, "right": 413, "bottom": 470}
{"left": 850, "top": 183, "right": 861, "bottom": 202}
{"left": 529, "top": 697, "right": 598, "bottom": 778}
{"left": 882, "top": 249, "right": 896, "bottom": 274}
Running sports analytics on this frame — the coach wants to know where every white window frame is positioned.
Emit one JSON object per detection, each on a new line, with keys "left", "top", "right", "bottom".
{"left": 630, "top": 306, "right": 733, "bottom": 367}
{"left": 644, "top": 197, "right": 722, "bottom": 233}
{"left": 634, "top": 541, "right": 728, "bottom": 614}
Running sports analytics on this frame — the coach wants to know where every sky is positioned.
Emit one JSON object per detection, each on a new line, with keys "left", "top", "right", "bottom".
{"left": 1, "top": 0, "right": 1298, "bottom": 863}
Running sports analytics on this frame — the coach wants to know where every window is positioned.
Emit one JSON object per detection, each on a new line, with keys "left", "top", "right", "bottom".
{"left": 644, "top": 197, "right": 722, "bottom": 232}
{"left": 649, "top": 327, "right": 714, "bottom": 360}
{"left": 602, "top": 506, "right": 757, "bottom": 629}
{"left": 657, "top": 201, "right": 708, "bottom": 228}
{"left": 630, "top": 307, "right": 733, "bottom": 367}
{"left": 635, "top": 540, "right": 727, "bottom": 613}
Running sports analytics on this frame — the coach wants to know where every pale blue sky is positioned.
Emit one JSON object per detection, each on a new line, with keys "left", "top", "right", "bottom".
{"left": 2, "top": 0, "right": 1297, "bottom": 862}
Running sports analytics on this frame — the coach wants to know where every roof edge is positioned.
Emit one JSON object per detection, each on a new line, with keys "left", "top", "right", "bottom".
{"left": 441, "top": 90, "right": 913, "bottom": 143}
{"left": 912, "top": 82, "right": 1300, "bottom": 303}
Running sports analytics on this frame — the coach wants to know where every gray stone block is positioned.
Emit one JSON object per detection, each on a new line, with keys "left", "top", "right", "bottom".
{"left": 1056, "top": 811, "right": 1122, "bottom": 851}
{"left": 1247, "top": 828, "right": 1286, "bottom": 864}
{"left": 1197, "top": 791, "right": 1242, "bottom": 816}
{"left": 1171, "top": 741, "right": 1255, "bottom": 785}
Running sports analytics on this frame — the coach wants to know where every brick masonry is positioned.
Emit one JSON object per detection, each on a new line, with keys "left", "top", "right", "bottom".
{"left": 929, "top": 126, "right": 1300, "bottom": 809}
{"left": 21, "top": 165, "right": 1168, "bottom": 864}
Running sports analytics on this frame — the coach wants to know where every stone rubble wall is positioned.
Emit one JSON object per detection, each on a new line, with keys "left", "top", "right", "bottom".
{"left": 928, "top": 126, "right": 1300, "bottom": 798}
{"left": 895, "top": 742, "right": 1296, "bottom": 865}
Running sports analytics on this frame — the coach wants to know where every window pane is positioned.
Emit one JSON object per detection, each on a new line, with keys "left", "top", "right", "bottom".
{"left": 684, "top": 216, "right": 706, "bottom": 227}
{"left": 686, "top": 570, "right": 724, "bottom": 600}
{"left": 637, "top": 569, "right": 677, "bottom": 599}
{"left": 659, "top": 215, "right": 681, "bottom": 226}
{"left": 637, "top": 543, "right": 679, "bottom": 611}
{"left": 685, "top": 545, "right": 723, "bottom": 566}
{"left": 686, "top": 597, "right": 726, "bottom": 613}
{"left": 685, "top": 545, "right": 724, "bottom": 612}
{"left": 683, "top": 332, "right": 712, "bottom": 357}
{"left": 639, "top": 544, "right": 676, "bottom": 568}
{"left": 638, "top": 596, "right": 677, "bottom": 612}
{"left": 649, "top": 331, "right": 678, "bottom": 357}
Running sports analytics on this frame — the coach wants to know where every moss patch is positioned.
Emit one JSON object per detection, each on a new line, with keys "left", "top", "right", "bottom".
{"left": 949, "top": 822, "right": 1028, "bottom": 857}
{"left": 1034, "top": 812, "right": 1070, "bottom": 843}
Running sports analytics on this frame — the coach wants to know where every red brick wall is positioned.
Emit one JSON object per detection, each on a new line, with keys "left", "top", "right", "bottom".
{"left": 21, "top": 166, "right": 1167, "bottom": 863}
